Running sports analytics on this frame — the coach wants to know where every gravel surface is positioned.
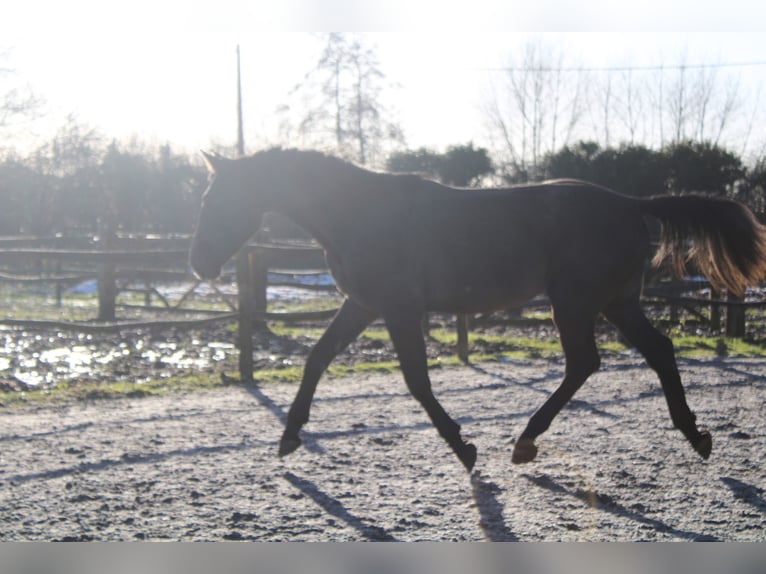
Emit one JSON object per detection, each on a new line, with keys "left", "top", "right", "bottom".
{"left": 1, "top": 355, "right": 765, "bottom": 541}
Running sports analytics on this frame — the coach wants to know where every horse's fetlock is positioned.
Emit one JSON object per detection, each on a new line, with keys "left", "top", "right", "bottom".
{"left": 671, "top": 410, "right": 697, "bottom": 435}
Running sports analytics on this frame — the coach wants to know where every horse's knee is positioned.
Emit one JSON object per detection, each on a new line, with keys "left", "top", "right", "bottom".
{"left": 642, "top": 331, "right": 677, "bottom": 370}
{"left": 567, "top": 349, "right": 600, "bottom": 380}
{"left": 654, "top": 332, "right": 675, "bottom": 358}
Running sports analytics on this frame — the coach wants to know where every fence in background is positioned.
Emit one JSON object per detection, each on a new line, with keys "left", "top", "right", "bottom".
{"left": 0, "top": 235, "right": 763, "bottom": 382}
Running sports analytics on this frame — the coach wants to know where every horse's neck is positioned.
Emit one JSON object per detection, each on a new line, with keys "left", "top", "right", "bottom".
{"left": 273, "top": 161, "right": 361, "bottom": 251}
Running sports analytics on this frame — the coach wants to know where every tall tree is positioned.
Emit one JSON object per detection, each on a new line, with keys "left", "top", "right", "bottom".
{"left": 542, "top": 139, "right": 745, "bottom": 199}
{"left": 608, "top": 58, "right": 748, "bottom": 153}
{"left": 387, "top": 143, "right": 493, "bottom": 187}
{"left": 30, "top": 116, "right": 104, "bottom": 234}
{"left": 386, "top": 147, "right": 442, "bottom": 177}
{"left": 484, "top": 41, "right": 586, "bottom": 182}
{"left": 543, "top": 141, "right": 666, "bottom": 197}
{"left": 663, "top": 140, "right": 745, "bottom": 196}
{"left": 284, "top": 33, "right": 404, "bottom": 166}
{"left": 0, "top": 49, "right": 43, "bottom": 146}
{"left": 438, "top": 144, "right": 494, "bottom": 187}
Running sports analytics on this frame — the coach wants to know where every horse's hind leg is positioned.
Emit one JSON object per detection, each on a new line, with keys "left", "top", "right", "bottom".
{"left": 279, "top": 298, "right": 376, "bottom": 457}
{"left": 385, "top": 311, "right": 477, "bottom": 471}
{"left": 603, "top": 297, "right": 711, "bottom": 459}
{"left": 512, "top": 310, "right": 601, "bottom": 463}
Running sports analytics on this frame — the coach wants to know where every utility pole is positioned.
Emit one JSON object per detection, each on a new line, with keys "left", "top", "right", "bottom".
{"left": 236, "top": 44, "right": 245, "bottom": 158}
{"left": 234, "top": 44, "right": 253, "bottom": 381}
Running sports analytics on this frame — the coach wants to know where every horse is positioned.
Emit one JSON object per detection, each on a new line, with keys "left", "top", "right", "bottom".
{"left": 189, "top": 148, "right": 766, "bottom": 472}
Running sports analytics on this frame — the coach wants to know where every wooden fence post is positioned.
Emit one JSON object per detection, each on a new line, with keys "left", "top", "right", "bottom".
{"left": 143, "top": 278, "right": 152, "bottom": 307}
{"left": 54, "top": 261, "right": 63, "bottom": 308}
{"left": 236, "top": 248, "right": 254, "bottom": 382}
{"left": 97, "top": 228, "right": 117, "bottom": 321}
{"left": 251, "top": 249, "right": 268, "bottom": 331}
{"left": 725, "top": 292, "right": 746, "bottom": 338}
{"left": 456, "top": 314, "right": 469, "bottom": 363}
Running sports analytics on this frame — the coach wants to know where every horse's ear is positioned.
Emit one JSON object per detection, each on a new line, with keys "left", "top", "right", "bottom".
{"left": 201, "top": 150, "right": 220, "bottom": 172}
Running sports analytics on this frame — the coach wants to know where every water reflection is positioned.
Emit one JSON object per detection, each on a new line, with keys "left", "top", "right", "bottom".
{"left": 0, "top": 279, "right": 336, "bottom": 391}
{"left": 0, "top": 326, "right": 237, "bottom": 389}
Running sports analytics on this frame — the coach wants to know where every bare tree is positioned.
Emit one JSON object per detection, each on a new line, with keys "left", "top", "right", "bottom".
{"left": 0, "top": 49, "right": 43, "bottom": 144}
{"left": 586, "top": 72, "right": 614, "bottom": 148}
{"left": 483, "top": 41, "right": 586, "bottom": 181}
{"left": 486, "top": 42, "right": 759, "bottom": 175}
{"left": 28, "top": 115, "right": 104, "bottom": 234}
{"left": 281, "top": 34, "right": 403, "bottom": 166}
{"left": 587, "top": 68, "right": 649, "bottom": 147}
{"left": 615, "top": 69, "right": 647, "bottom": 145}
{"left": 646, "top": 57, "right": 745, "bottom": 149}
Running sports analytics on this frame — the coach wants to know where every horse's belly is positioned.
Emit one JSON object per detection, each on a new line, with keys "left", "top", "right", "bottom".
{"left": 326, "top": 238, "right": 548, "bottom": 314}
{"left": 428, "top": 289, "right": 541, "bottom": 314}
{"left": 426, "top": 269, "right": 546, "bottom": 313}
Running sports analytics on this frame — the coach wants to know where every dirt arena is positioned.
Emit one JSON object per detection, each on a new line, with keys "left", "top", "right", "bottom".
{"left": 1, "top": 355, "right": 765, "bottom": 541}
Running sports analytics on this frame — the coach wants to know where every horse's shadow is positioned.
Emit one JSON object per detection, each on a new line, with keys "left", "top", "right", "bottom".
{"left": 283, "top": 471, "right": 397, "bottom": 541}
{"left": 470, "top": 472, "right": 520, "bottom": 541}
{"left": 522, "top": 473, "right": 719, "bottom": 541}
{"left": 721, "top": 476, "right": 766, "bottom": 515}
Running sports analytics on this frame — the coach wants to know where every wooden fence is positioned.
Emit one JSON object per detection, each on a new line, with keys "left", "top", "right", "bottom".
{"left": 0, "top": 234, "right": 234, "bottom": 331}
{"left": 0, "top": 235, "right": 763, "bottom": 383}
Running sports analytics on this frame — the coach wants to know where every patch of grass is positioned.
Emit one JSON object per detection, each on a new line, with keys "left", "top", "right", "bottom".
{"left": 5, "top": 320, "right": 766, "bottom": 409}
{"left": 522, "top": 310, "right": 554, "bottom": 321}
{"left": 250, "top": 357, "right": 402, "bottom": 384}
{"left": 0, "top": 354, "right": 467, "bottom": 408}
{"left": 267, "top": 323, "right": 326, "bottom": 340}
{"left": 269, "top": 323, "right": 390, "bottom": 342}
{"left": 670, "top": 335, "right": 766, "bottom": 358}
{"left": 430, "top": 328, "right": 564, "bottom": 359}
{"left": 0, "top": 371, "right": 236, "bottom": 407}
{"left": 267, "top": 295, "right": 344, "bottom": 314}
{"left": 0, "top": 292, "right": 97, "bottom": 321}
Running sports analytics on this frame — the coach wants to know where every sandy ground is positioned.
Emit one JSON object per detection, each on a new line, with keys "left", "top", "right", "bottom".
{"left": 1, "top": 355, "right": 765, "bottom": 541}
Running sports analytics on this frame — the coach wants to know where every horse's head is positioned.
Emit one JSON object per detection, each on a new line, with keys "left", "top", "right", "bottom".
{"left": 189, "top": 151, "right": 264, "bottom": 280}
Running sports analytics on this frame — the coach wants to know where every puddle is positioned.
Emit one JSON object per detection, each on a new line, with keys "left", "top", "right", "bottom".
{"left": 0, "top": 276, "right": 333, "bottom": 392}
{"left": 0, "top": 326, "right": 243, "bottom": 391}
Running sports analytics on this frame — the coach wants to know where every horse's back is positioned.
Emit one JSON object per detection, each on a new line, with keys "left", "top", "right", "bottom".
{"left": 420, "top": 181, "right": 650, "bottom": 311}
{"left": 332, "top": 177, "right": 650, "bottom": 314}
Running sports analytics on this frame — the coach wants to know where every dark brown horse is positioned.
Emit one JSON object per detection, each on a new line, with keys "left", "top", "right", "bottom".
{"left": 190, "top": 148, "right": 766, "bottom": 472}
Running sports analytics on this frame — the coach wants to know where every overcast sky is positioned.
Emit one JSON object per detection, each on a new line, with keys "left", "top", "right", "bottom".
{"left": 3, "top": 1, "right": 766, "bottom": 155}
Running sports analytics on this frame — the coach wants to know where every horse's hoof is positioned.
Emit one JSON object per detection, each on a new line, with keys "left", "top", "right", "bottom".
{"left": 693, "top": 430, "right": 712, "bottom": 460}
{"left": 278, "top": 434, "right": 302, "bottom": 457}
{"left": 457, "top": 442, "right": 478, "bottom": 472}
{"left": 511, "top": 438, "right": 538, "bottom": 464}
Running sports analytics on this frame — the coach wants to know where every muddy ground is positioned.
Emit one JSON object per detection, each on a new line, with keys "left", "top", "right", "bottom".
{"left": 1, "top": 349, "right": 765, "bottom": 541}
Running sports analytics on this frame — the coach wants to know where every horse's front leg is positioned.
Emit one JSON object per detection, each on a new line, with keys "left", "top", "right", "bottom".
{"left": 384, "top": 311, "right": 477, "bottom": 472}
{"left": 279, "top": 298, "right": 376, "bottom": 457}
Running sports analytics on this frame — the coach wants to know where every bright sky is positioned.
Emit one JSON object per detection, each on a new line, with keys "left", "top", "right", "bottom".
{"left": 3, "top": 1, "right": 766, "bottom": 156}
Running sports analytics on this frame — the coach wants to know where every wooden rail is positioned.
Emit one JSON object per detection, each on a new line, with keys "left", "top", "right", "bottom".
{"left": 0, "top": 235, "right": 220, "bottom": 326}
{"left": 0, "top": 235, "right": 763, "bottom": 384}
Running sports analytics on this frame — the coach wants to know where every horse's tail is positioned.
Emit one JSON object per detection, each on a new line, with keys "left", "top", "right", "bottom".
{"left": 639, "top": 194, "right": 766, "bottom": 296}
